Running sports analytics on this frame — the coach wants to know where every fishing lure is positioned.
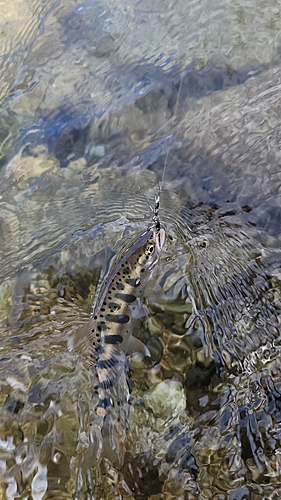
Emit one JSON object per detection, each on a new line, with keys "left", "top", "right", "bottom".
{"left": 75, "top": 195, "right": 165, "bottom": 467}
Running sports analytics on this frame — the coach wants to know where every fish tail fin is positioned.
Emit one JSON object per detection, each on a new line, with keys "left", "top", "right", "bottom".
{"left": 82, "top": 415, "right": 126, "bottom": 469}
{"left": 81, "top": 422, "right": 102, "bottom": 469}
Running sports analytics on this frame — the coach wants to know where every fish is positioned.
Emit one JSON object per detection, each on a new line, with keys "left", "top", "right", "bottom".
{"left": 74, "top": 195, "right": 165, "bottom": 469}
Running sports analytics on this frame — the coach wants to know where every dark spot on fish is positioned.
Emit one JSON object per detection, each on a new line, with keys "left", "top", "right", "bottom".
{"left": 98, "top": 397, "right": 112, "bottom": 409}
{"left": 121, "top": 263, "right": 125, "bottom": 267}
{"left": 95, "top": 379, "right": 114, "bottom": 390}
{"left": 115, "top": 293, "right": 136, "bottom": 303}
{"left": 103, "top": 301, "right": 107, "bottom": 306}
{"left": 125, "top": 278, "right": 141, "bottom": 287}
{"left": 96, "top": 357, "right": 118, "bottom": 369}
{"left": 104, "top": 334, "right": 123, "bottom": 345}
{"left": 95, "top": 345, "right": 104, "bottom": 354}
{"left": 117, "top": 272, "right": 121, "bottom": 275}
{"left": 150, "top": 246, "right": 154, "bottom": 252}
{"left": 101, "top": 308, "right": 105, "bottom": 312}
{"left": 97, "top": 322, "right": 107, "bottom": 332}
{"left": 122, "top": 267, "right": 131, "bottom": 275}
{"left": 112, "top": 287, "right": 116, "bottom": 291}
{"left": 105, "top": 314, "right": 130, "bottom": 324}
{"left": 141, "top": 268, "right": 145, "bottom": 273}
{"left": 109, "top": 302, "right": 120, "bottom": 311}
{"left": 94, "top": 315, "right": 97, "bottom": 320}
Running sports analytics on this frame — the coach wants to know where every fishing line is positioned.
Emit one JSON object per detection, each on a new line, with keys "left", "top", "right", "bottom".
{"left": 155, "top": 72, "right": 193, "bottom": 241}
{"left": 159, "top": 72, "right": 184, "bottom": 195}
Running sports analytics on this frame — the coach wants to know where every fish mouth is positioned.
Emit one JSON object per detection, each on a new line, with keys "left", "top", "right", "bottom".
{"left": 157, "top": 228, "right": 165, "bottom": 252}
{"left": 148, "top": 228, "right": 165, "bottom": 270}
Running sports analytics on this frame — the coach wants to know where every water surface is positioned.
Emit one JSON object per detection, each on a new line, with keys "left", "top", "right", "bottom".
{"left": 1, "top": 0, "right": 281, "bottom": 498}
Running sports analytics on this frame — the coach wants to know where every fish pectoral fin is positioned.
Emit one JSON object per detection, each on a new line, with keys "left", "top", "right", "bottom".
{"left": 127, "top": 336, "right": 151, "bottom": 357}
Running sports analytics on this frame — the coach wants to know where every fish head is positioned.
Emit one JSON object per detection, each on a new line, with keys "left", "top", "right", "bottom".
{"left": 142, "top": 225, "right": 165, "bottom": 270}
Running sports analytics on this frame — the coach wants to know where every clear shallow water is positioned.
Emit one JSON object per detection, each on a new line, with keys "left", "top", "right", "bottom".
{"left": 1, "top": 0, "right": 281, "bottom": 498}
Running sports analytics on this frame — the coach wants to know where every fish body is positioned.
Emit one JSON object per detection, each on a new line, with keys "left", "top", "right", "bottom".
{"left": 75, "top": 206, "right": 165, "bottom": 465}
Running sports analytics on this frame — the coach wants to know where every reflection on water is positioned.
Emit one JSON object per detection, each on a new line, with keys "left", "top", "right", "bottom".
{"left": 1, "top": 0, "right": 281, "bottom": 498}
{"left": 0, "top": 0, "right": 59, "bottom": 106}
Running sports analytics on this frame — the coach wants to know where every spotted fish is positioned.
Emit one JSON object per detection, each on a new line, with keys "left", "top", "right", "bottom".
{"left": 75, "top": 197, "right": 165, "bottom": 467}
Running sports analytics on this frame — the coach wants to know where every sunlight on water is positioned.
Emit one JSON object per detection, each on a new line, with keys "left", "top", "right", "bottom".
{"left": 0, "top": 0, "right": 281, "bottom": 498}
